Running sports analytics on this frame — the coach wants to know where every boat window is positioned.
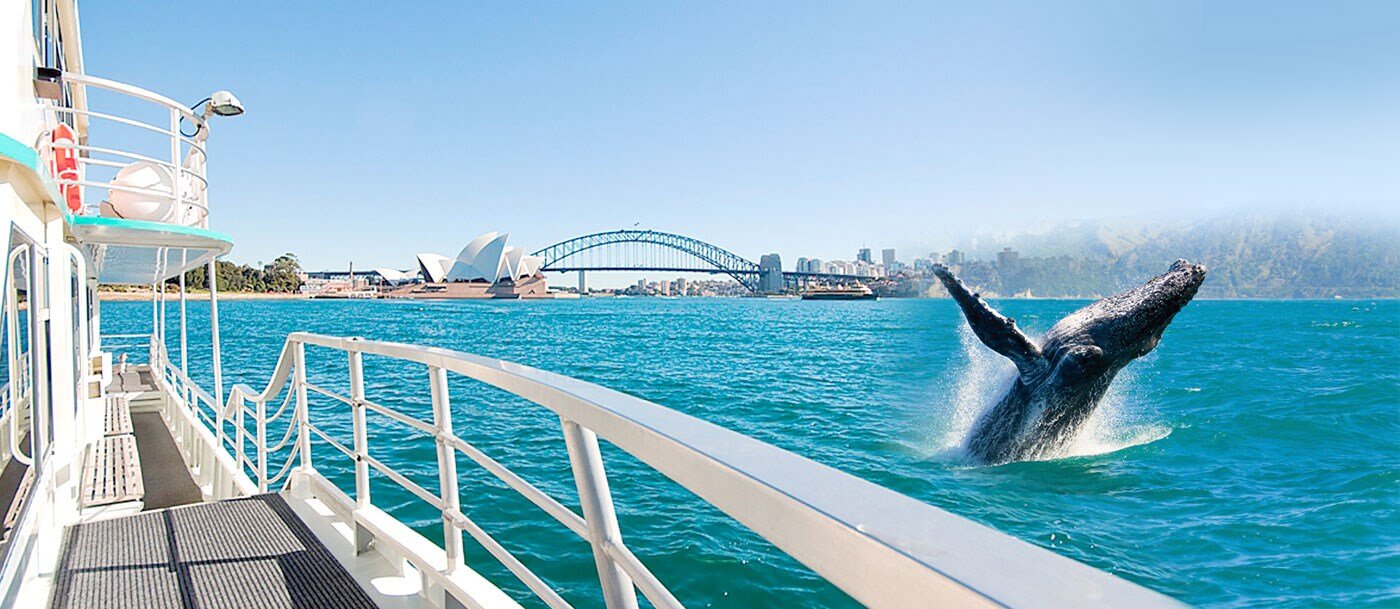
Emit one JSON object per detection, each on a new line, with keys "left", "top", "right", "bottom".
{"left": 33, "top": 0, "right": 76, "bottom": 124}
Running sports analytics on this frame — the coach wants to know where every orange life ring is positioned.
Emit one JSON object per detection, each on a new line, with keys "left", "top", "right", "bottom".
{"left": 50, "top": 124, "right": 81, "bottom": 212}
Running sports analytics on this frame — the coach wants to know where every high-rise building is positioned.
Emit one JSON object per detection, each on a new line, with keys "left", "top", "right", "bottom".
{"left": 857, "top": 248, "right": 873, "bottom": 264}
{"left": 996, "top": 247, "right": 1019, "bottom": 270}
{"left": 795, "top": 257, "right": 809, "bottom": 273}
{"left": 882, "top": 248, "right": 896, "bottom": 269}
{"left": 807, "top": 258, "right": 823, "bottom": 273}
{"left": 758, "top": 253, "right": 784, "bottom": 293}
{"left": 943, "top": 249, "right": 965, "bottom": 266}
{"left": 637, "top": 278, "right": 646, "bottom": 292}
{"left": 676, "top": 277, "right": 688, "bottom": 295}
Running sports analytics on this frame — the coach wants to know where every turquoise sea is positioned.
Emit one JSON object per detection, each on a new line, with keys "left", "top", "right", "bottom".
{"left": 103, "top": 297, "right": 1398, "bottom": 608}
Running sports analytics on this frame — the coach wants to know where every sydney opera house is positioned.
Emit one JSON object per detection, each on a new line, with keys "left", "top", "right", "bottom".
{"left": 383, "top": 232, "right": 552, "bottom": 298}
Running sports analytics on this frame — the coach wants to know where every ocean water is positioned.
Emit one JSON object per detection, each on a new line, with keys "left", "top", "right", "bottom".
{"left": 102, "top": 297, "right": 1399, "bottom": 608}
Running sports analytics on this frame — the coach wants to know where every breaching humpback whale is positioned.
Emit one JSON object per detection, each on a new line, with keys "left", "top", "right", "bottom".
{"left": 933, "top": 259, "right": 1206, "bottom": 464}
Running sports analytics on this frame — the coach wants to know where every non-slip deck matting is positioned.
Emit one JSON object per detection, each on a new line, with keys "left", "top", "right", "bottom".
{"left": 50, "top": 493, "right": 378, "bottom": 609}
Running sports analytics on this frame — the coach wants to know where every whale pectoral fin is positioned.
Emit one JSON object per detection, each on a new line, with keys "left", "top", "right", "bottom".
{"left": 933, "top": 264, "right": 1045, "bottom": 375}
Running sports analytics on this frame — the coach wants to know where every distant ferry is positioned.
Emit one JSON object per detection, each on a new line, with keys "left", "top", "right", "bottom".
{"left": 801, "top": 284, "right": 878, "bottom": 300}
{"left": 309, "top": 289, "right": 378, "bottom": 299}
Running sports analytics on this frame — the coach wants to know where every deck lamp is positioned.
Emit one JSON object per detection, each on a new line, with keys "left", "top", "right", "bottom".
{"left": 183, "top": 90, "right": 244, "bottom": 138}
{"left": 201, "top": 90, "right": 245, "bottom": 118}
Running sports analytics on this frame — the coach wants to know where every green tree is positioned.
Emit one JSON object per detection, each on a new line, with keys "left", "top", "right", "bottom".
{"left": 172, "top": 253, "right": 304, "bottom": 293}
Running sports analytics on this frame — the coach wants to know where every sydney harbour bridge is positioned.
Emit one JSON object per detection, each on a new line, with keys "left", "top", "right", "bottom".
{"left": 530, "top": 230, "right": 869, "bottom": 293}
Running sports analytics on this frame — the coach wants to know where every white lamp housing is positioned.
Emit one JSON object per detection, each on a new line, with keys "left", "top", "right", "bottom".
{"left": 207, "top": 90, "right": 244, "bottom": 117}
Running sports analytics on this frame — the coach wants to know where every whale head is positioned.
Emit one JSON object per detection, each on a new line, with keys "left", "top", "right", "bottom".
{"left": 1050, "top": 259, "right": 1206, "bottom": 372}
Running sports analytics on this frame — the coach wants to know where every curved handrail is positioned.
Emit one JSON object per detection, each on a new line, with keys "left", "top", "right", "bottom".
{"left": 44, "top": 72, "right": 214, "bottom": 227}
{"left": 174, "top": 332, "right": 1183, "bottom": 609}
{"left": 62, "top": 72, "right": 206, "bottom": 126}
{"left": 222, "top": 341, "right": 296, "bottom": 414}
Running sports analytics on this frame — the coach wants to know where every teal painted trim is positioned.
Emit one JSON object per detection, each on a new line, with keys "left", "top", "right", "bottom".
{"left": 0, "top": 131, "right": 41, "bottom": 173}
{"left": 68, "top": 214, "right": 235, "bottom": 245}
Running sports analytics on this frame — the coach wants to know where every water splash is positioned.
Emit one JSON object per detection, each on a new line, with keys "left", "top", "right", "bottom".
{"left": 928, "top": 325, "right": 1171, "bottom": 463}
{"left": 1054, "top": 367, "right": 1172, "bottom": 460}
{"left": 927, "top": 325, "right": 1016, "bottom": 457}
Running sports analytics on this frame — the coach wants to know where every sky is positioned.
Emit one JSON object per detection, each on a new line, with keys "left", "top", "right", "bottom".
{"left": 78, "top": 1, "right": 1399, "bottom": 279}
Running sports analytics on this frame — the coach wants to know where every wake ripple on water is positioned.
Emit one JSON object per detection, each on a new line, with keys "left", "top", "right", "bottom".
{"left": 926, "top": 325, "right": 1172, "bottom": 464}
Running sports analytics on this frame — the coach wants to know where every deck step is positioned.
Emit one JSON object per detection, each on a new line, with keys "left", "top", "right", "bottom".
{"left": 103, "top": 396, "right": 133, "bottom": 436}
{"left": 80, "top": 435, "right": 144, "bottom": 508}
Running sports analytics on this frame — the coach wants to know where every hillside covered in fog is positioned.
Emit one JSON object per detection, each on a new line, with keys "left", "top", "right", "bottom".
{"left": 939, "top": 213, "right": 1399, "bottom": 298}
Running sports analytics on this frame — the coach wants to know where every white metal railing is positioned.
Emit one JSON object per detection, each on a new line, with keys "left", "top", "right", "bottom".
{"left": 39, "top": 72, "right": 211, "bottom": 228}
{"left": 148, "top": 332, "right": 1183, "bottom": 609}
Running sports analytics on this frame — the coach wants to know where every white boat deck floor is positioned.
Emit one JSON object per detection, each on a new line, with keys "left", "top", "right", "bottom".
{"left": 49, "top": 493, "right": 380, "bottom": 609}
{"left": 107, "top": 367, "right": 158, "bottom": 394}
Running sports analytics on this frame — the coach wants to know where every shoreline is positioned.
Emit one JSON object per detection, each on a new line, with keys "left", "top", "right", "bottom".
{"left": 98, "top": 291, "right": 308, "bottom": 301}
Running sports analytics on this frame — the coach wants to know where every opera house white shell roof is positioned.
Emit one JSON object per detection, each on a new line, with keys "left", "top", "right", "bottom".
{"left": 372, "top": 268, "right": 419, "bottom": 285}
{"left": 415, "top": 253, "right": 452, "bottom": 283}
{"left": 419, "top": 232, "right": 544, "bottom": 283}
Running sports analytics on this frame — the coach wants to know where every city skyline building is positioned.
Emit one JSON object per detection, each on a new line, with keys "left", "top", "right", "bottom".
{"left": 758, "top": 253, "right": 784, "bottom": 293}
{"left": 996, "top": 247, "right": 1020, "bottom": 270}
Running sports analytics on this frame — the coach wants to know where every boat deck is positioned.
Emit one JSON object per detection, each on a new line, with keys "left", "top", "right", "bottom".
{"left": 131, "top": 411, "right": 203, "bottom": 510}
{"left": 87, "top": 367, "right": 202, "bottom": 511}
{"left": 109, "top": 368, "right": 159, "bottom": 394}
{"left": 49, "top": 494, "right": 379, "bottom": 609}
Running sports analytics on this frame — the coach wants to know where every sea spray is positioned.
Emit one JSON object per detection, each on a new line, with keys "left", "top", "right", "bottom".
{"left": 1054, "top": 364, "right": 1172, "bottom": 460}
{"left": 928, "top": 324, "right": 1017, "bottom": 457}
{"left": 932, "top": 325, "right": 1171, "bottom": 462}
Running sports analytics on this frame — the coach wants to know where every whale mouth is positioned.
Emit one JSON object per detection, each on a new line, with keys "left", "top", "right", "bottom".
{"left": 1137, "top": 259, "right": 1207, "bottom": 313}
{"left": 1168, "top": 259, "right": 1208, "bottom": 294}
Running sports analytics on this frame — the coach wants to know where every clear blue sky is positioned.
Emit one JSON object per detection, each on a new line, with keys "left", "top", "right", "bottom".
{"left": 80, "top": 1, "right": 1398, "bottom": 273}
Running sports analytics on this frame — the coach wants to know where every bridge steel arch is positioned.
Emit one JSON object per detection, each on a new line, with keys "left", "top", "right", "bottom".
{"left": 532, "top": 230, "right": 763, "bottom": 291}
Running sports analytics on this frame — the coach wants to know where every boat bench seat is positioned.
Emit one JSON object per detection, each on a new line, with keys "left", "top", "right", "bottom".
{"left": 80, "top": 435, "right": 144, "bottom": 508}
{"left": 103, "top": 396, "right": 132, "bottom": 436}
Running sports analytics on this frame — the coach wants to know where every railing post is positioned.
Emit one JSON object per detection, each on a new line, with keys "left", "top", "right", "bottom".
{"left": 170, "top": 107, "right": 182, "bottom": 225}
{"left": 256, "top": 395, "right": 267, "bottom": 493}
{"left": 562, "top": 418, "right": 639, "bottom": 609}
{"left": 348, "top": 346, "right": 373, "bottom": 554}
{"left": 235, "top": 393, "right": 245, "bottom": 475}
{"left": 216, "top": 384, "right": 227, "bottom": 456}
{"left": 179, "top": 250, "right": 187, "bottom": 375}
{"left": 208, "top": 258, "right": 224, "bottom": 410}
{"left": 294, "top": 341, "right": 311, "bottom": 472}
{"left": 428, "top": 365, "right": 463, "bottom": 574}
